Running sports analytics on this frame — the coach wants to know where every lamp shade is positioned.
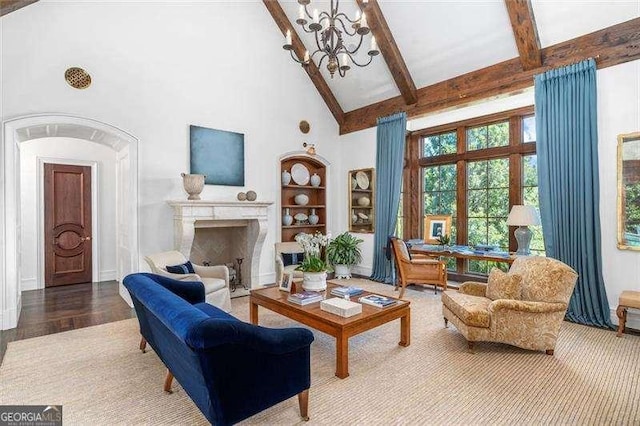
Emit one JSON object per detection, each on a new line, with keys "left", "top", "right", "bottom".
{"left": 506, "top": 205, "right": 541, "bottom": 226}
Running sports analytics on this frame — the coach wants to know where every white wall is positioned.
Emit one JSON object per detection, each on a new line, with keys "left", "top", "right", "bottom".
{"left": 597, "top": 60, "right": 640, "bottom": 329}
{"left": 20, "top": 137, "right": 117, "bottom": 290}
{"left": 1, "top": 1, "right": 339, "bottom": 286}
{"left": 337, "top": 61, "right": 640, "bottom": 328}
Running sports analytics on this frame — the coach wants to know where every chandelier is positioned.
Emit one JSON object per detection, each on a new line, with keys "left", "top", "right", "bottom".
{"left": 282, "top": 0, "right": 380, "bottom": 78}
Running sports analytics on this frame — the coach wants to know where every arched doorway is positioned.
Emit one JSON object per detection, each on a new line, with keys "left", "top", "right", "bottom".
{"left": 1, "top": 114, "right": 139, "bottom": 329}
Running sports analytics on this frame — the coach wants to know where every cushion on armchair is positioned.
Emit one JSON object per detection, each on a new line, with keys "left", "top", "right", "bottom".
{"left": 282, "top": 252, "right": 304, "bottom": 267}
{"left": 486, "top": 268, "right": 523, "bottom": 300}
{"left": 166, "top": 261, "right": 195, "bottom": 274}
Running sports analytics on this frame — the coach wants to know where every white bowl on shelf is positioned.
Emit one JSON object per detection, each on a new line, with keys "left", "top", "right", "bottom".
{"left": 294, "top": 194, "right": 310, "bottom": 205}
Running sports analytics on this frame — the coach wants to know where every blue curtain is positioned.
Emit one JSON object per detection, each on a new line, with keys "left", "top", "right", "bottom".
{"left": 535, "top": 58, "right": 612, "bottom": 328}
{"left": 370, "top": 112, "right": 407, "bottom": 283}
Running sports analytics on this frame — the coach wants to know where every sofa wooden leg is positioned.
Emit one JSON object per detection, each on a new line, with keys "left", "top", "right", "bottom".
{"left": 546, "top": 349, "right": 554, "bottom": 356}
{"left": 139, "top": 337, "right": 147, "bottom": 353}
{"left": 298, "top": 389, "right": 309, "bottom": 421}
{"left": 164, "top": 370, "right": 174, "bottom": 394}
{"left": 616, "top": 305, "right": 627, "bottom": 337}
{"left": 444, "top": 317, "right": 448, "bottom": 328}
{"left": 467, "top": 341, "right": 475, "bottom": 353}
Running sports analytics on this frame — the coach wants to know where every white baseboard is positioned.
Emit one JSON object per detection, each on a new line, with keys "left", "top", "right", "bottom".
{"left": 2, "top": 304, "right": 19, "bottom": 330}
{"left": 21, "top": 277, "right": 38, "bottom": 291}
{"left": 351, "top": 265, "right": 373, "bottom": 277}
{"left": 611, "top": 307, "right": 640, "bottom": 331}
{"left": 99, "top": 269, "right": 117, "bottom": 282}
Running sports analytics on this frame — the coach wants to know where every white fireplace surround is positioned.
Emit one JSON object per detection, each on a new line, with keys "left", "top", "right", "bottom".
{"left": 168, "top": 200, "right": 273, "bottom": 290}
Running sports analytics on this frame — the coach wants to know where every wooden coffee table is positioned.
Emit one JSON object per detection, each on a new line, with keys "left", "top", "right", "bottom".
{"left": 249, "top": 282, "right": 410, "bottom": 379}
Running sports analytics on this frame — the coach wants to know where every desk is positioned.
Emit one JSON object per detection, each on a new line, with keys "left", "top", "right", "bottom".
{"left": 410, "top": 245, "right": 516, "bottom": 265}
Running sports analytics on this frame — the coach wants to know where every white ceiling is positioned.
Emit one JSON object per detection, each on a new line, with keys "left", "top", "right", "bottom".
{"left": 277, "top": 0, "right": 639, "bottom": 113}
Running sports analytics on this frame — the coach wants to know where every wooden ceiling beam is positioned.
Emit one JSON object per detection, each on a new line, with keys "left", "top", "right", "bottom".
{"left": 504, "top": 0, "right": 542, "bottom": 70}
{"left": 355, "top": 0, "right": 418, "bottom": 105}
{"left": 1, "top": 0, "right": 38, "bottom": 16}
{"left": 262, "top": 0, "right": 345, "bottom": 125}
{"left": 340, "top": 17, "right": 640, "bottom": 135}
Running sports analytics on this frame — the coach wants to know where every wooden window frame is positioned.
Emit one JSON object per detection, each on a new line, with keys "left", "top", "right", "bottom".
{"left": 403, "top": 106, "right": 536, "bottom": 281}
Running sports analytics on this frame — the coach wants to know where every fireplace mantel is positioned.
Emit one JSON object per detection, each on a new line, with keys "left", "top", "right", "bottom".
{"left": 167, "top": 200, "right": 274, "bottom": 290}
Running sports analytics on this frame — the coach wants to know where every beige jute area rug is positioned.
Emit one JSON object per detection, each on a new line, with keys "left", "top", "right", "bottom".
{"left": 1, "top": 279, "right": 639, "bottom": 425}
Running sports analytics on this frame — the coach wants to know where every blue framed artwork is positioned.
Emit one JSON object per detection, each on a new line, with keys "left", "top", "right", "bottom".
{"left": 190, "top": 125, "right": 245, "bottom": 186}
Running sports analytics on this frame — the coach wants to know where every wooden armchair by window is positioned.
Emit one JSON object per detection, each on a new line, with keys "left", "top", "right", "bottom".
{"left": 390, "top": 237, "right": 447, "bottom": 298}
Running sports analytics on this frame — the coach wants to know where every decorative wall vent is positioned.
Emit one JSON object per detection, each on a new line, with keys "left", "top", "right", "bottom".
{"left": 64, "top": 67, "right": 91, "bottom": 89}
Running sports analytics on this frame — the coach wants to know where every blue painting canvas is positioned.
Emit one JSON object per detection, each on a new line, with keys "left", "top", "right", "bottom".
{"left": 190, "top": 125, "right": 245, "bottom": 186}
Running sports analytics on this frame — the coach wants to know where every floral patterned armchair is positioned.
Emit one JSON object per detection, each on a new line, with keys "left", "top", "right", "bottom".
{"left": 442, "top": 256, "right": 578, "bottom": 355}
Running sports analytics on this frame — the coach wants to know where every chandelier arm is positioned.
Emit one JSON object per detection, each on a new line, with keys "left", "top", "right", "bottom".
{"left": 347, "top": 53, "right": 374, "bottom": 68}
{"left": 289, "top": 49, "right": 305, "bottom": 65}
{"left": 343, "top": 34, "right": 365, "bottom": 54}
{"left": 300, "top": 24, "right": 316, "bottom": 34}
{"left": 335, "top": 17, "right": 358, "bottom": 37}
{"left": 334, "top": 12, "right": 359, "bottom": 25}
{"left": 302, "top": 3, "right": 313, "bottom": 20}
{"left": 316, "top": 53, "right": 329, "bottom": 70}
{"left": 313, "top": 29, "right": 325, "bottom": 53}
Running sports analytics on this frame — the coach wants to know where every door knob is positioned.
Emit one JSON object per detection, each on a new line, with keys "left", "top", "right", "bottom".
{"left": 83, "top": 236, "right": 92, "bottom": 241}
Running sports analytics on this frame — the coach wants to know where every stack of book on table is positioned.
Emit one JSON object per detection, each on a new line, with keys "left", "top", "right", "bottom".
{"left": 330, "top": 286, "right": 364, "bottom": 298}
{"left": 287, "top": 291, "right": 323, "bottom": 305}
{"left": 359, "top": 294, "right": 397, "bottom": 308}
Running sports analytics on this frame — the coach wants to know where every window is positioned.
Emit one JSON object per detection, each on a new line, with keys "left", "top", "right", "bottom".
{"left": 407, "top": 106, "right": 542, "bottom": 279}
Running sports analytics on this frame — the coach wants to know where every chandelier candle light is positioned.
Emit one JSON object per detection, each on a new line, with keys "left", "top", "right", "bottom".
{"left": 283, "top": 0, "right": 380, "bottom": 78}
{"left": 506, "top": 205, "right": 541, "bottom": 256}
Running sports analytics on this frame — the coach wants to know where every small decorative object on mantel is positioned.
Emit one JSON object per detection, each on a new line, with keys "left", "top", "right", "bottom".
{"left": 299, "top": 120, "right": 311, "bottom": 134}
{"left": 310, "top": 173, "right": 321, "bottom": 187}
{"left": 181, "top": 173, "right": 206, "bottom": 200}
{"left": 246, "top": 190, "right": 257, "bottom": 201}
{"left": 294, "top": 193, "right": 309, "bottom": 206}
{"left": 237, "top": 192, "right": 247, "bottom": 201}
{"left": 282, "top": 169, "right": 292, "bottom": 185}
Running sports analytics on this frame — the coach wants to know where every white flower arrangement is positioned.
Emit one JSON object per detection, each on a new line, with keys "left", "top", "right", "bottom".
{"left": 295, "top": 231, "right": 331, "bottom": 257}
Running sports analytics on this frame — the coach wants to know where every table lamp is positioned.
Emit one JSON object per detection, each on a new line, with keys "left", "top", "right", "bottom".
{"left": 506, "top": 205, "right": 541, "bottom": 255}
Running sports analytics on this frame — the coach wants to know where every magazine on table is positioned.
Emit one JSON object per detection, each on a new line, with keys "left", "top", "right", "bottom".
{"left": 330, "top": 286, "right": 364, "bottom": 297}
{"left": 359, "top": 294, "right": 397, "bottom": 308}
{"left": 287, "top": 291, "right": 323, "bottom": 305}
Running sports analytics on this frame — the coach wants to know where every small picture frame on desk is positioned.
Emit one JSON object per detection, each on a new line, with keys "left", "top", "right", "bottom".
{"left": 279, "top": 272, "right": 293, "bottom": 292}
{"left": 424, "top": 215, "right": 452, "bottom": 244}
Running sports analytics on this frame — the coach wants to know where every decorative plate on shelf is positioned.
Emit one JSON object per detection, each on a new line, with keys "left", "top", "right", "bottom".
{"left": 357, "top": 212, "right": 368, "bottom": 220}
{"left": 291, "top": 163, "right": 310, "bottom": 185}
{"left": 294, "top": 213, "right": 308, "bottom": 224}
{"left": 355, "top": 171, "right": 369, "bottom": 189}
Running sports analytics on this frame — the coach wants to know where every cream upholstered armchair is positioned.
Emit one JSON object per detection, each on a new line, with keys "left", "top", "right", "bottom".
{"left": 275, "top": 242, "right": 304, "bottom": 286}
{"left": 144, "top": 251, "right": 231, "bottom": 313}
{"left": 390, "top": 237, "right": 447, "bottom": 298}
{"left": 442, "top": 256, "right": 578, "bottom": 355}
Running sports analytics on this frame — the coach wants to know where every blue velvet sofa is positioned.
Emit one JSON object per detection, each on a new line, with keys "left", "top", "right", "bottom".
{"left": 123, "top": 273, "right": 314, "bottom": 425}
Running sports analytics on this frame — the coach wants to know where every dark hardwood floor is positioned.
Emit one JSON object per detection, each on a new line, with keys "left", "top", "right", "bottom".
{"left": 0, "top": 281, "right": 134, "bottom": 364}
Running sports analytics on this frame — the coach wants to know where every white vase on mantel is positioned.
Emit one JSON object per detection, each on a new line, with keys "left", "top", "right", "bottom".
{"left": 302, "top": 271, "right": 327, "bottom": 291}
{"left": 181, "top": 173, "right": 206, "bottom": 200}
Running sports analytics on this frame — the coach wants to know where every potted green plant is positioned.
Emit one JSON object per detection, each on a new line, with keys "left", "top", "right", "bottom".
{"left": 326, "top": 232, "right": 363, "bottom": 279}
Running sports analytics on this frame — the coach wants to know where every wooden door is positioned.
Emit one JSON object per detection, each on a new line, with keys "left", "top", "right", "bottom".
{"left": 44, "top": 163, "right": 92, "bottom": 287}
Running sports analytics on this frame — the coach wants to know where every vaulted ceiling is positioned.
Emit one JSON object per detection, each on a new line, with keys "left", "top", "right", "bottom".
{"left": 3, "top": 0, "right": 639, "bottom": 135}
{"left": 265, "top": 0, "right": 640, "bottom": 134}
